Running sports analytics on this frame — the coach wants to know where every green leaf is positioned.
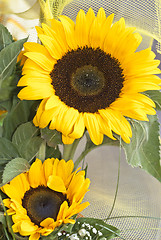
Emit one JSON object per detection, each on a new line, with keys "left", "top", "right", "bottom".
{"left": 46, "top": 145, "right": 61, "bottom": 159}
{"left": 121, "top": 115, "right": 161, "bottom": 182}
{"left": 2, "top": 98, "right": 35, "bottom": 140}
{"left": 144, "top": 90, "right": 161, "bottom": 110}
{"left": 0, "top": 64, "right": 22, "bottom": 102}
{"left": 41, "top": 127, "right": 62, "bottom": 147}
{"left": 0, "top": 38, "right": 27, "bottom": 83}
{"left": 0, "top": 211, "right": 6, "bottom": 226}
{"left": 0, "top": 24, "right": 13, "bottom": 51}
{"left": 0, "top": 138, "right": 19, "bottom": 164}
{"left": 12, "top": 122, "right": 42, "bottom": 161}
{"left": 17, "top": 137, "right": 43, "bottom": 162}
{"left": 12, "top": 122, "right": 39, "bottom": 146}
{"left": 72, "top": 217, "right": 120, "bottom": 239}
{"left": 1, "top": 158, "right": 30, "bottom": 186}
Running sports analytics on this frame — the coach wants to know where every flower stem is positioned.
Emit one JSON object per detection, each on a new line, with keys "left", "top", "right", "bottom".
{"left": 0, "top": 193, "right": 16, "bottom": 240}
{"left": 63, "top": 139, "right": 80, "bottom": 161}
{"left": 106, "top": 137, "right": 121, "bottom": 220}
{"left": 36, "top": 140, "right": 46, "bottom": 162}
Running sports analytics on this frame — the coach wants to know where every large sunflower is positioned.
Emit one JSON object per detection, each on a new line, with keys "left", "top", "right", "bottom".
{"left": 1, "top": 158, "right": 90, "bottom": 240}
{"left": 17, "top": 8, "right": 161, "bottom": 145}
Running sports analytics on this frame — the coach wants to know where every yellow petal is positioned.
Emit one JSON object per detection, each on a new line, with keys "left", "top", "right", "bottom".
{"left": 2, "top": 184, "right": 22, "bottom": 203}
{"left": 33, "top": 99, "right": 47, "bottom": 126}
{"left": 57, "top": 201, "right": 68, "bottom": 220}
{"left": 75, "top": 9, "right": 88, "bottom": 47}
{"left": 62, "top": 135, "right": 75, "bottom": 144}
{"left": 47, "top": 175, "right": 66, "bottom": 193}
{"left": 18, "top": 220, "right": 38, "bottom": 236}
{"left": 29, "top": 233, "right": 40, "bottom": 240}
{"left": 100, "top": 13, "right": 114, "bottom": 47}
{"left": 38, "top": 107, "right": 59, "bottom": 128}
{"left": 29, "top": 159, "right": 46, "bottom": 188}
{"left": 22, "top": 59, "right": 48, "bottom": 75}
{"left": 24, "top": 42, "right": 49, "bottom": 55}
{"left": 18, "top": 74, "right": 52, "bottom": 86}
{"left": 38, "top": 34, "right": 64, "bottom": 60}
{"left": 59, "top": 15, "right": 78, "bottom": 49}
{"left": 18, "top": 85, "right": 54, "bottom": 100}
{"left": 56, "top": 107, "right": 79, "bottom": 136}
{"left": 24, "top": 52, "right": 55, "bottom": 72}
{"left": 10, "top": 173, "right": 29, "bottom": 199}
{"left": 43, "top": 158, "right": 55, "bottom": 182}
{"left": 69, "top": 112, "right": 85, "bottom": 139}
{"left": 40, "top": 218, "right": 55, "bottom": 228}
{"left": 42, "top": 23, "right": 69, "bottom": 53}
{"left": 84, "top": 113, "right": 103, "bottom": 145}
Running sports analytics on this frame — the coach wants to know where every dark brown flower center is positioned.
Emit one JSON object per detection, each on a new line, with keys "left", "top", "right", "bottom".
{"left": 22, "top": 186, "right": 67, "bottom": 226}
{"left": 50, "top": 46, "right": 125, "bottom": 113}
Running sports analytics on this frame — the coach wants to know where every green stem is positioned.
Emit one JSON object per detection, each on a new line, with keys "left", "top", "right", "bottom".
{"left": 0, "top": 194, "right": 16, "bottom": 240}
{"left": 107, "top": 215, "right": 161, "bottom": 221}
{"left": 106, "top": 137, "right": 121, "bottom": 220}
{"left": 63, "top": 139, "right": 80, "bottom": 161}
{"left": 74, "top": 145, "right": 96, "bottom": 170}
{"left": 36, "top": 140, "right": 46, "bottom": 162}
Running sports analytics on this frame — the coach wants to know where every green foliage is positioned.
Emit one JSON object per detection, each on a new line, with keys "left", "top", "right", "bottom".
{"left": 0, "top": 38, "right": 27, "bottom": 83}
{"left": 45, "top": 145, "right": 61, "bottom": 159}
{"left": 2, "top": 98, "right": 35, "bottom": 140}
{"left": 0, "top": 138, "right": 20, "bottom": 165}
{"left": 121, "top": 115, "right": 161, "bottom": 182}
{"left": 0, "top": 24, "right": 13, "bottom": 51}
{"left": 12, "top": 122, "right": 39, "bottom": 145}
{"left": 76, "top": 114, "right": 161, "bottom": 182}
{"left": 144, "top": 90, "right": 161, "bottom": 110}
{"left": 41, "top": 217, "right": 120, "bottom": 239}
{"left": 12, "top": 122, "right": 44, "bottom": 161}
{"left": 41, "top": 127, "right": 62, "bottom": 147}
{"left": 0, "top": 24, "right": 27, "bottom": 105}
{"left": 0, "top": 64, "right": 22, "bottom": 101}
{"left": 1, "top": 158, "right": 30, "bottom": 186}
{"left": 72, "top": 217, "right": 120, "bottom": 239}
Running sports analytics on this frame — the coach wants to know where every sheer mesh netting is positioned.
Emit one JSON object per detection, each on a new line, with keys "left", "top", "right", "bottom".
{"left": 2, "top": 1, "right": 160, "bottom": 239}
{"left": 78, "top": 143, "right": 161, "bottom": 240}
{"left": 62, "top": 3, "right": 161, "bottom": 239}
{"left": 62, "top": 0, "right": 161, "bottom": 53}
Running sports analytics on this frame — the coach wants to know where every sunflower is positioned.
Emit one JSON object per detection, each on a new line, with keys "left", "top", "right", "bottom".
{"left": 17, "top": 8, "right": 161, "bottom": 145}
{"left": 1, "top": 158, "right": 90, "bottom": 240}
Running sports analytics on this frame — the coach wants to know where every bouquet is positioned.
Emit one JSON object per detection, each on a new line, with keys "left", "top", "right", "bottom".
{"left": 0, "top": 0, "right": 161, "bottom": 239}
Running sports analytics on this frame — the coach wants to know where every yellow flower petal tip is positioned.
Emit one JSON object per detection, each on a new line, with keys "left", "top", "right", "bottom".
{"left": 1, "top": 158, "right": 90, "bottom": 239}
{"left": 17, "top": 7, "right": 160, "bottom": 145}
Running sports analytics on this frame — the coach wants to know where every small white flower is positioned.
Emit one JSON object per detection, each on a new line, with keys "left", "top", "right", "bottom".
{"left": 78, "top": 228, "right": 87, "bottom": 237}
{"left": 92, "top": 228, "right": 97, "bottom": 234}
{"left": 70, "top": 233, "right": 80, "bottom": 240}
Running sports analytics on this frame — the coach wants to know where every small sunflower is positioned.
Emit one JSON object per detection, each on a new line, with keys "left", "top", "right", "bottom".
{"left": 1, "top": 158, "right": 90, "bottom": 240}
{"left": 17, "top": 8, "right": 161, "bottom": 145}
